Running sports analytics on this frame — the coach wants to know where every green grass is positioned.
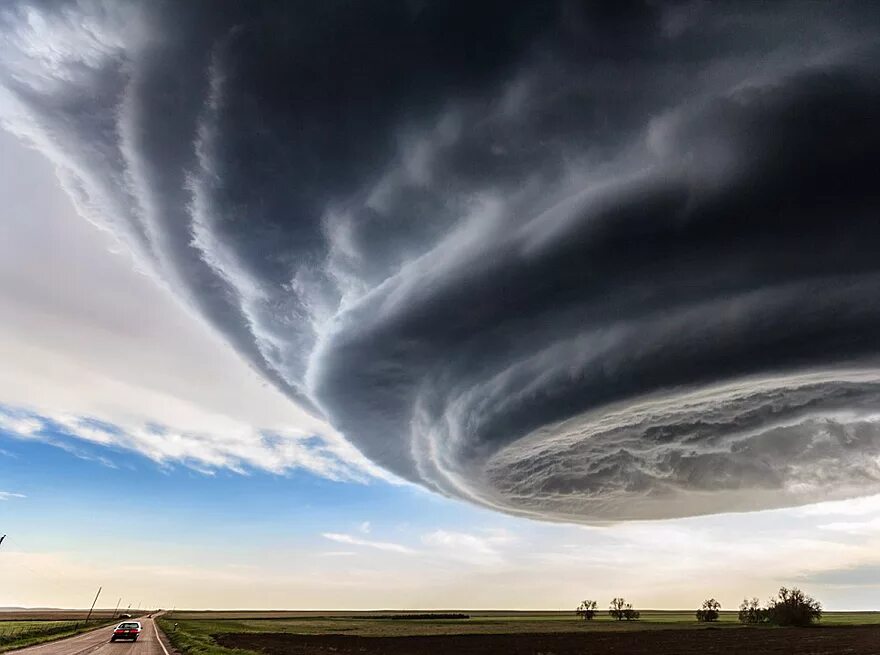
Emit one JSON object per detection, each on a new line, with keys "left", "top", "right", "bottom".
{"left": 0, "top": 618, "right": 118, "bottom": 653}
{"left": 818, "top": 612, "right": 880, "bottom": 625}
{"left": 0, "top": 621, "right": 78, "bottom": 636}
{"left": 158, "top": 619, "right": 253, "bottom": 655}
{"left": 157, "top": 610, "right": 880, "bottom": 655}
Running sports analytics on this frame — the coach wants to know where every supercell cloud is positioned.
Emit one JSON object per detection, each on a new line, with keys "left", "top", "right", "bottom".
{"left": 3, "top": 0, "right": 880, "bottom": 520}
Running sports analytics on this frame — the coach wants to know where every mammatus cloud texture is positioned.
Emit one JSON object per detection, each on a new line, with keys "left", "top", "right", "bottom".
{"left": 2, "top": 1, "right": 880, "bottom": 520}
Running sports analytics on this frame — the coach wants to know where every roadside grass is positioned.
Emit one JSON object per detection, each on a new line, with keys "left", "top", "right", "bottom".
{"left": 0, "top": 622, "right": 78, "bottom": 636}
{"left": 157, "top": 619, "right": 254, "bottom": 655}
{"left": 0, "top": 618, "right": 118, "bottom": 653}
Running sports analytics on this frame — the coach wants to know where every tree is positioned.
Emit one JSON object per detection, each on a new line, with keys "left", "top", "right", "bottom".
{"left": 609, "top": 597, "right": 640, "bottom": 621}
{"left": 623, "top": 605, "right": 641, "bottom": 621}
{"left": 609, "top": 597, "right": 626, "bottom": 621}
{"left": 738, "top": 597, "right": 765, "bottom": 624}
{"left": 696, "top": 598, "right": 721, "bottom": 622}
{"left": 575, "top": 600, "right": 597, "bottom": 621}
{"left": 766, "top": 587, "right": 821, "bottom": 626}
{"left": 738, "top": 588, "right": 821, "bottom": 626}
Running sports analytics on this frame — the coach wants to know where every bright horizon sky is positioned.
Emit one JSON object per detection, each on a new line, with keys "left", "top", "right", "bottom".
{"left": 1, "top": 130, "right": 879, "bottom": 611}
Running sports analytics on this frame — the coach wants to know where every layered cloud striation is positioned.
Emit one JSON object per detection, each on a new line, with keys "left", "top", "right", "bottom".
{"left": 3, "top": 1, "right": 880, "bottom": 520}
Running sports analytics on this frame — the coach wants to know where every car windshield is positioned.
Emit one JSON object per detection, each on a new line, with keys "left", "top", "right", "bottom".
{"left": 118, "top": 623, "right": 139, "bottom": 629}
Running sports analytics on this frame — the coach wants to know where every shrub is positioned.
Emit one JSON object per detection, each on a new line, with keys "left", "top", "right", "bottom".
{"left": 609, "top": 597, "right": 640, "bottom": 621}
{"left": 738, "top": 597, "right": 766, "bottom": 624}
{"left": 696, "top": 598, "right": 721, "bottom": 622}
{"left": 623, "top": 606, "right": 640, "bottom": 621}
{"left": 575, "top": 600, "right": 597, "bottom": 621}
{"left": 738, "top": 588, "right": 821, "bottom": 626}
{"left": 766, "top": 587, "right": 821, "bottom": 626}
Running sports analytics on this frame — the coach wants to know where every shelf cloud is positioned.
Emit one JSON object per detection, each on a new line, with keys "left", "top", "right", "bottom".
{"left": 2, "top": 1, "right": 880, "bottom": 520}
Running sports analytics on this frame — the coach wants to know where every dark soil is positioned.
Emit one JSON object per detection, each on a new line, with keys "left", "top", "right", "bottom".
{"left": 217, "top": 625, "right": 880, "bottom": 655}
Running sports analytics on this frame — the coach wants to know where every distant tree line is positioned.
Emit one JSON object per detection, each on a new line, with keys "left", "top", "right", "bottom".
{"left": 575, "top": 587, "right": 822, "bottom": 627}
{"left": 386, "top": 613, "right": 470, "bottom": 620}
{"left": 575, "top": 598, "right": 640, "bottom": 621}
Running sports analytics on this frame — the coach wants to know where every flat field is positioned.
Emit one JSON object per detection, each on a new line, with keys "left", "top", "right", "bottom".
{"left": 0, "top": 616, "right": 121, "bottom": 652}
{"left": 0, "top": 610, "right": 125, "bottom": 621}
{"left": 158, "top": 610, "right": 880, "bottom": 655}
{"left": 0, "top": 621, "right": 78, "bottom": 636}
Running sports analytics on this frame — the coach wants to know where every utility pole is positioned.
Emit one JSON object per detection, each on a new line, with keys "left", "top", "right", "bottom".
{"left": 112, "top": 597, "right": 121, "bottom": 619}
{"left": 85, "top": 586, "right": 102, "bottom": 623}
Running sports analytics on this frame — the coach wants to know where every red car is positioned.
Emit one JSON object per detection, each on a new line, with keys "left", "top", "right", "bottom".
{"left": 110, "top": 621, "right": 141, "bottom": 642}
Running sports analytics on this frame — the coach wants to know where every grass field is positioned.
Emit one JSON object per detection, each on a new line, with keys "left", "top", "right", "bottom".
{"left": 164, "top": 608, "right": 880, "bottom": 629}
{"left": 0, "top": 621, "right": 78, "bottom": 636}
{"left": 0, "top": 617, "right": 120, "bottom": 653}
{"left": 0, "top": 610, "right": 129, "bottom": 621}
{"left": 157, "top": 610, "right": 880, "bottom": 655}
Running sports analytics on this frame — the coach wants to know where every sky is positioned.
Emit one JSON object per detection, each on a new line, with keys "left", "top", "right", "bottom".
{"left": 2, "top": 0, "right": 880, "bottom": 610}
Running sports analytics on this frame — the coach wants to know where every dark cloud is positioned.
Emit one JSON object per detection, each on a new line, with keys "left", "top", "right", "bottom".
{"left": 2, "top": 0, "right": 880, "bottom": 520}
{"left": 800, "top": 565, "right": 880, "bottom": 587}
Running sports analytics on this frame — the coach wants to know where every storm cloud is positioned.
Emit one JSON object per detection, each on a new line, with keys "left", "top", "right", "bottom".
{"left": 3, "top": 0, "right": 880, "bottom": 520}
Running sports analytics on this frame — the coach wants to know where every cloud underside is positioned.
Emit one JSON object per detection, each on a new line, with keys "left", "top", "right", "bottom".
{"left": 2, "top": 1, "right": 880, "bottom": 520}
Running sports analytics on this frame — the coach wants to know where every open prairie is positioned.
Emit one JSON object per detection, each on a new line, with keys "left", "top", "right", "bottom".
{"left": 215, "top": 626, "right": 880, "bottom": 655}
{"left": 0, "top": 611, "right": 126, "bottom": 621}
{"left": 159, "top": 611, "right": 880, "bottom": 655}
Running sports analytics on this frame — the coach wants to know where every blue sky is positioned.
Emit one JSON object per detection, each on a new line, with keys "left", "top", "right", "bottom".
{"left": 0, "top": 420, "right": 485, "bottom": 549}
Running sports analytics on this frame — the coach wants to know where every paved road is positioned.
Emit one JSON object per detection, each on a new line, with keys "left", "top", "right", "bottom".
{"left": 12, "top": 618, "right": 170, "bottom": 655}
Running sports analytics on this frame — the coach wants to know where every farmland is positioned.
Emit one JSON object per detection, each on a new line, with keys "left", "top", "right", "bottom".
{"left": 158, "top": 610, "right": 880, "bottom": 655}
{"left": 0, "top": 610, "right": 127, "bottom": 622}
{"left": 0, "top": 615, "right": 120, "bottom": 652}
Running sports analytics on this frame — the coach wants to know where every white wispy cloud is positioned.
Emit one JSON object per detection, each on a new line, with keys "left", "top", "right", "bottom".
{"left": 0, "top": 405, "right": 379, "bottom": 482}
{"left": 0, "top": 491, "right": 25, "bottom": 501}
{"left": 322, "top": 532, "right": 416, "bottom": 554}
{"left": 318, "top": 551, "right": 356, "bottom": 557}
{"left": 0, "top": 413, "right": 41, "bottom": 437}
{"left": 320, "top": 528, "right": 518, "bottom": 565}
{"left": 819, "top": 518, "right": 880, "bottom": 535}
{"left": 797, "top": 494, "right": 880, "bottom": 517}
{"left": 421, "top": 529, "right": 514, "bottom": 565}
